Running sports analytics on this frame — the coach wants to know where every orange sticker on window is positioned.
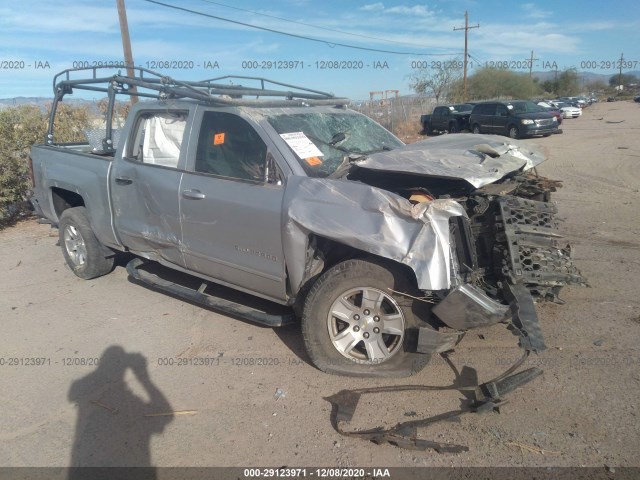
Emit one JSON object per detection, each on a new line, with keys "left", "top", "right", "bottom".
{"left": 213, "top": 133, "right": 225, "bottom": 145}
{"left": 304, "top": 156, "right": 323, "bottom": 166}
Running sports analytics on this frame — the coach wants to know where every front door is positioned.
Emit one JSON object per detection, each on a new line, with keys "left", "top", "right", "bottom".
{"left": 111, "top": 110, "right": 190, "bottom": 267}
{"left": 179, "top": 110, "right": 287, "bottom": 302}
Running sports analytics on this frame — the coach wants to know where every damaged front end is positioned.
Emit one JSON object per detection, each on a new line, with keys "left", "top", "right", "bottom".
{"left": 428, "top": 183, "right": 588, "bottom": 354}
{"left": 363, "top": 135, "right": 590, "bottom": 355}
{"left": 286, "top": 134, "right": 587, "bottom": 358}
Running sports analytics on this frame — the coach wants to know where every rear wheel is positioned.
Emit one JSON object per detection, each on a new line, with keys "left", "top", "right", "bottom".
{"left": 59, "top": 207, "right": 114, "bottom": 279}
{"left": 508, "top": 125, "right": 520, "bottom": 139}
{"left": 472, "top": 124, "right": 481, "bottom": 134}
{"left": 302, "top": 259, "right": 431, "bottom": 377}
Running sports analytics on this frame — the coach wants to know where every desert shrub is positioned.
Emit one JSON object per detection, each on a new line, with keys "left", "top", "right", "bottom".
{"left": 0, "top": 104, "right": 91, "bottom": 225}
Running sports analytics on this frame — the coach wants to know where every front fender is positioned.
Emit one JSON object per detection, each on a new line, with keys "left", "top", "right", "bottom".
{"left": 282, "top": 176, "right": 467, "bottom": 294}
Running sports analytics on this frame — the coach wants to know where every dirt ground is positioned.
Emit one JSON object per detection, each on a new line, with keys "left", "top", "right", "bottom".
{"left": 1, "top": 100, "right": 639, "bottom": 473}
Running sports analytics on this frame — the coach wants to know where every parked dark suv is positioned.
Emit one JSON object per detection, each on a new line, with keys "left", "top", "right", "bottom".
{"left": 469, "top": 100, "right": 558, "bottom": 139}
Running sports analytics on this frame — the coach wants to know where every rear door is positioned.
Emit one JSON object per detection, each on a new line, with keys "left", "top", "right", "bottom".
{"left": 473, "top": 103, "right": 496, "bottom": 133}
{"left": 493, "top": 104, "right": 510, "bottom": 134}
{"left": 179, "top": 108, "right": 288, "bottom": 302}
{"left": 111, "top": 108, "right": 192, "bottom": 267}
{"left": 432, "top": 107, "right": 446, "bottom": 129}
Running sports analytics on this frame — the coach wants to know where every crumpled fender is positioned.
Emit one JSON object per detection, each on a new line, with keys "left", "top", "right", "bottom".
{"left": 282, "top": 176, "right": 467, "bottom": 294}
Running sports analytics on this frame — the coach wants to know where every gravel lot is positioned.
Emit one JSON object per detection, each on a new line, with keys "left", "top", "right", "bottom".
{"left": 1, "top": 100, "right": 639, "bottom": 473}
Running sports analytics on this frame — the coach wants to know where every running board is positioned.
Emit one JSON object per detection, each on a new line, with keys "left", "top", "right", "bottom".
{"left": 126, "top": 258, "right": 295, "bottom": 327}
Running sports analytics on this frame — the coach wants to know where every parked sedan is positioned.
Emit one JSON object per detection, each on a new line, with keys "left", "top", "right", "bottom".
{"left": 551, "top": 102, "right": 582, "bottom": 118}
{"left": 536, "top": 103, "right": 563, "bottom": 125}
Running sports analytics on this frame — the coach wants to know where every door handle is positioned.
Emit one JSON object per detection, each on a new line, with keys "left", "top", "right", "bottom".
{"left": 182, "top": 189, "right": 206, "bottom": 200}
{"left": 115, "top": 176, "right": 133, "bottom": 185}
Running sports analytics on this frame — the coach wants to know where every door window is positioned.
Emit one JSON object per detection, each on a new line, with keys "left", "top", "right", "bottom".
{"left": 496, "top": 105, "right": 509, "bottom": 117}
{"left": 129, "top": 112, "right": 187, "bottom": 168}
{"left": 195, "top": 112, "right": 267, "bottom": 182}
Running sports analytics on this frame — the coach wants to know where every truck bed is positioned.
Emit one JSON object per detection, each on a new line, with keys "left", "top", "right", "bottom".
{"left": 30, "top": 143, "right": 120, "bottom": 250}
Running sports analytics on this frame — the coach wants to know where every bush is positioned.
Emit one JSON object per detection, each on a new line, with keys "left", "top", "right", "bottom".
{"left": 0, "top": 104, "right": 91, "bottom": 226}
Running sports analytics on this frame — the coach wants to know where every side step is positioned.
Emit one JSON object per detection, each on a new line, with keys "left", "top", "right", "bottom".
{"left": 126, "top": 258, "right": 296, "bottom": 327}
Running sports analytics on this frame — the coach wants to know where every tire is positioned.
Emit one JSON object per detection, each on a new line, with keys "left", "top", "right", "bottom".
{"left": 424, "top": 124, "right": 433, "bottom": 136}
{"left": 59, "top": 207, "right": 114, "bottom": 280}
{"left": 471, "top": 124, "right": 481, "bottom": 134}
{"left": 301, "top": 259, "right": 432, "bottom": 377}
{"left": 508, "top": 125, "right": 520, "bottom": 139}
{"left": 448, "top": 122, "right": 459, "bottom": 134}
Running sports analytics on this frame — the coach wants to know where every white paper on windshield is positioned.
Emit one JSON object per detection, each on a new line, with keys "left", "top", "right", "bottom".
{"left": 280, "top": 132, "right": 324, "bottom": 159}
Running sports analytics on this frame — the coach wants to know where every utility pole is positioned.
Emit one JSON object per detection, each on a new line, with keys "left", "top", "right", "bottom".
{"left": 528, "top": 50, "right": 539, "bottom": 78}
{"left": 528, "top": 50, "right": 539, "bottom": 97}
{"left": 116, "top": 0, "right": 138, "bottom": 104}
{"left": 454, "top": 11, "right": 479, "bottom": 101}
{"left": 618, "top": 52, "right": 624, "bottom": 91}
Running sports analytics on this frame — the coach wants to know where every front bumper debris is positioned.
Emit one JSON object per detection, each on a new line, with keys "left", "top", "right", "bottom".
{"left": 326, "top": 351, "right": 543, "bottom": 452}
{"left": 428, "top": 195, "right": 587, "bottom": 354}
{"left": 497, "top": 196, "right": 587, "bottom": 299}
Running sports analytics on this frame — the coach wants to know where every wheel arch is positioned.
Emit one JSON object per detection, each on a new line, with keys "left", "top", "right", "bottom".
{"left": 290, "top": 234, "right": 420, "bottom": 315}
{"left": 51, "top": 187, "right": 85, "bottom": 221}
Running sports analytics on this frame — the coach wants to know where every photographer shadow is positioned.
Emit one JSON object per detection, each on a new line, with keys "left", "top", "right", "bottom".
{"left": 67, "top": 346, "right": 172, "bottom": 479}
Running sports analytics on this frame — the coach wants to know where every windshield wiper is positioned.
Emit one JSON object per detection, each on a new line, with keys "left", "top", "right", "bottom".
{"left": 361, "top": 145, "right": 393, "bottom": 154}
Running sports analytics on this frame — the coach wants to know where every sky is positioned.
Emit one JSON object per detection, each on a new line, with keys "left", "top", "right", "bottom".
{"left": 0, "top": 0, "right": 638, "bottom": 101}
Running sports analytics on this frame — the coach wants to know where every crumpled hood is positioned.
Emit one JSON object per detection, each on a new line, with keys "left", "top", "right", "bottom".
{"left": 356, "top": 133, "right": 546, "bottom": 188}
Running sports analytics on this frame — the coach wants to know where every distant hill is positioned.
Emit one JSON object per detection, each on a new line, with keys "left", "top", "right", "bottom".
{"left": 531, "top": 70, "right": 640, "bottom": 85}
{"left": 0, "top": 97, "right": 119, "bottom": 114}
{"left": 0, "top": 97, "right": 101, "bottom": 111}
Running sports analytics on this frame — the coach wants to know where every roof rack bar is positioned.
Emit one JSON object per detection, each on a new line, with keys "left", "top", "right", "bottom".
{"left": 51, "top": 66, "right": 349, "bottom": 106}
{"left": 200, "top": 75, "right": 336, "bottom": 98}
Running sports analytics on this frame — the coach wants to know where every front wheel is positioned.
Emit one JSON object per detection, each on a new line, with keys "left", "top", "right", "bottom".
{"left": 59, "top": 207, "right": 114, "bottom": 279}
{"left": 508, "top": 125, "right": 520, "bottom": 139}
{"left": 472, "top": 124, "right": 481, "bottom": 134}
{"left": 301, "top": 259, "right": 431, "bottom": 377}
{"left": 448, "top": 122, "right": 460, "bottom": 134}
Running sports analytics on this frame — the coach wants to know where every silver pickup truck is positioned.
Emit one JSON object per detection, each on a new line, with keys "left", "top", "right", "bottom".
{"left": 30, "top": 67, "right": 586, "bottom": 377}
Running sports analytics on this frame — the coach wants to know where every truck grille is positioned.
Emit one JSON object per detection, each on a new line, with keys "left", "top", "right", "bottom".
{"left": 497, "top": 196, "right": 586, "bottom": 298}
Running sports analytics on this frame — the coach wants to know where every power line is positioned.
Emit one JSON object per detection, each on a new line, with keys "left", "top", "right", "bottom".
{"left": 196, "top": 0, "right": 460, "bottom": 52}
{"left": 468, "top": 53, "right": 486, "bottom": 67}
{"left": 142, "top": 0, "right": 460, "bottom": 56}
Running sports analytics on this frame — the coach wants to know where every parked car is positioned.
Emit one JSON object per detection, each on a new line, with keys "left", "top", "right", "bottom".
{"left": 536, "top": 103, "right": 563, "bottom": 125}
{"left": 552, "top": 101, "right": 582, "bottom": 118}
{"left": 557, "top": 97, "right": 587, "bottom": 108}
{"left": 420, "top": 104, "right": 473, "bottom": 134}
{"left": 469, "top": 100, "right": 558, "bottom": 139}
{"left": 30, "top": 67, "right": 585, "bottom": 377}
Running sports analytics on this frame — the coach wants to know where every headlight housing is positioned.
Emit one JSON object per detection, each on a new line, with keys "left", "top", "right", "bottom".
{"left": 521, "top": 119, "right": 534, "bottom": 125}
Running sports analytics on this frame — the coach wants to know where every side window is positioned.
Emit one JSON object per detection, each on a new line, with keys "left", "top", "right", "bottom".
{"left": 496, "top": 105, "right": 509, "bottom": 117}
{"left": 195, "top": 112, "right": 267, "bottom": 182}
{"left": 474, "top": 104, "right": 489, "bottom": 115}
{"left": 129, "top": 112, "right": 187, "bottom": 168}
{"left": 483, "top": 104, "right": 497, "bottom": 115}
